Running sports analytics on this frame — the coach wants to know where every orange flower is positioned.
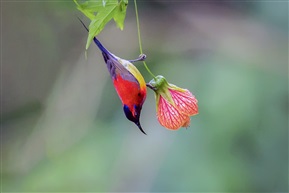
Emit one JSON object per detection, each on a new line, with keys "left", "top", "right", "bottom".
{"left": 147, "top": 75, "right": 198, "bottom": 130}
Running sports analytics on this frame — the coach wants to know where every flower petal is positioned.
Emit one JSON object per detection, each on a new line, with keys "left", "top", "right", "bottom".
{"left": 169, "top": 88, "right": 198, "bottom": 116}
{"left": 181, "top": 116, "right": 190, "bottom": 127}
{"left": 157, "top": 96, "right": 189, "bottom": 130}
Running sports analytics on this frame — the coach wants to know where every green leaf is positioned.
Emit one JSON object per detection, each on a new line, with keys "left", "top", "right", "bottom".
{"left": 74, "top": 0, "right": 100, "bottom": 20}
{"left": 114, "top": 0, "right": 128, "bottom": 30}
{"left": 74, "top": 0, "right": 128, "bottom": 50}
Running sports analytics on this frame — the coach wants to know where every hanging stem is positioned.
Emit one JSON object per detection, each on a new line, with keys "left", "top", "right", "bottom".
{"left": 134, "top": 0, "right": 156, "bottom": 79}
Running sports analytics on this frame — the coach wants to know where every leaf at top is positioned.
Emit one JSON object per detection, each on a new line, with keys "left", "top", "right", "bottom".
{"left": 114, "top": 0, "right": 128, "bottom": 30}
{"left": 74, "top": 0, "right": 128, "bottom": 50}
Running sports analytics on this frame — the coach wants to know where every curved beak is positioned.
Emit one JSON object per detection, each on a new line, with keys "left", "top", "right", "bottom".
{"left": 135, "top": 121, "right": 147, "bottom": 135}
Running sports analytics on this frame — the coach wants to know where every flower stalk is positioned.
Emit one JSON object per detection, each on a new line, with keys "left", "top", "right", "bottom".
{"left": 134, "top": 0, "right": 156, "bottom": 79}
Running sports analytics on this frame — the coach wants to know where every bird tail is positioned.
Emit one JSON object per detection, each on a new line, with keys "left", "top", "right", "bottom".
{"left": 77, "top": 17, "right": 112, "bottom": 56}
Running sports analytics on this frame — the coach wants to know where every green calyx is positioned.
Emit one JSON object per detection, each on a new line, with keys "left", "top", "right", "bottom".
{"left": 147, "top": 75, "right": 175, "bottom": 107}
{"left": 148, "top": 75, "right": 168, "bottom": 90}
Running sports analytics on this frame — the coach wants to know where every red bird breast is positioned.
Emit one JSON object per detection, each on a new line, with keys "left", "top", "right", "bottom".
{"left": 113, "top": 74, "right": 146, "bottom": 110}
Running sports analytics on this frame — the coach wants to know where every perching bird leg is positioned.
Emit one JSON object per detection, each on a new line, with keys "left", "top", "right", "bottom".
{"left": 129, "top": 54, "right": 146, "bottom": 63}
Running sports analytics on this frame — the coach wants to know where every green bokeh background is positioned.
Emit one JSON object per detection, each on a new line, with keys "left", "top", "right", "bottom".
{"left": 1, "top": 1, "right": 288, "bottom": 192}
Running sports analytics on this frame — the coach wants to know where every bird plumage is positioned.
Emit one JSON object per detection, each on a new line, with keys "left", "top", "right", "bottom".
{"left": 79, "top": 19, "right": 147, "bottom": 134}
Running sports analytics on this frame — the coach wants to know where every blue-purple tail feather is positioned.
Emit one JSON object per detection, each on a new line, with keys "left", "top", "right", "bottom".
{"left": 77, "top": 18, "right": 111, "bottom": 56}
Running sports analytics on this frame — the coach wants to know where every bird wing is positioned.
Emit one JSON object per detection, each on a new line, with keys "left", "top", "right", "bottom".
{"left": 105, "top": 56, "right": 139, "bottom": 85}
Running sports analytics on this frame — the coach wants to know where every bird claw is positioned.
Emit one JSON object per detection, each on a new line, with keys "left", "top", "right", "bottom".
{"left": 129, "top": 54, "right": 147, "bottom": 63}
{"left": 138, "top": 54, "right": 146, "bottom": 61}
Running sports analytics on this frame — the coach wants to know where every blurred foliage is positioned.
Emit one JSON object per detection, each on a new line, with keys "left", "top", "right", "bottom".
{"left": 1, "top": 0, "right": 288, "bottom": 192}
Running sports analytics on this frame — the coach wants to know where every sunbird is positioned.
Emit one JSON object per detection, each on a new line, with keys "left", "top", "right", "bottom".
{"left": 79, "top": 19, "right": 147, "bottom": 134}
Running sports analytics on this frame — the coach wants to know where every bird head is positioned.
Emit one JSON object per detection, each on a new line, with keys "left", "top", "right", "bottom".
{"left": 123, "top": 104, "right": 146, "bottom": 135}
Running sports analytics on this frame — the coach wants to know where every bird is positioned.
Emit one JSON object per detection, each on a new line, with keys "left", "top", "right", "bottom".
{"left": 78, "top": 18, "right": 147, "bottom": 134}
